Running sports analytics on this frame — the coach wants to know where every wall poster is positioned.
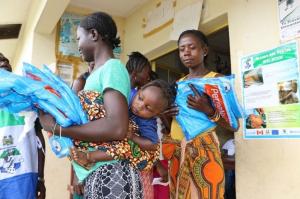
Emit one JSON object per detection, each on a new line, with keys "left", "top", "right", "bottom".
{"left": 58, "top": 12, "right": 83, "bottom": 58}
{"left": 241, "top": 42, "right": 300, "bottom": 139}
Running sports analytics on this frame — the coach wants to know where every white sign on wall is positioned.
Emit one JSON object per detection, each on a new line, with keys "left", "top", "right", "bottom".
{"left": 143, "top": 0, "right": 176, "bottom": 37}
{"left": 170, "top": 0, "right": 203, "bottom": 40}
{"left": 278, "top": 0, "right": 300, "bottom": 40}
{"left": 57, "top": 63, "right": 74, "bottom": 86}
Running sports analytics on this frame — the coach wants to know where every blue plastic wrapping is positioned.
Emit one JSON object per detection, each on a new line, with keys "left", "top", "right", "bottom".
{"left": 23, "top": 63, "right": 89, "bottom": 158}
{"left": 42, "top": 64, "right": 88, "bottom": 124}
{"left": 0, "top": 69, "right": 75, "bottom": 127}
{"left": 175, "top": 75, "right": 244, "bottom": 140}
{"left": 22, "top": 63, "right": 81, "bottom": 124}
{"left": 0, "top": 63, "right": 88, "bottom": 158}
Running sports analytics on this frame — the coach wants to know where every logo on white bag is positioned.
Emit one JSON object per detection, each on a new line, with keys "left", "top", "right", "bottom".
{"left": 0, "top": 135, "right": 24, "bottom": 174}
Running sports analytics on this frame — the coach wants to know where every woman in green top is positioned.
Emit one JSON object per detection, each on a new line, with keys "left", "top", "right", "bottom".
{"left": 39, "top": 12, "right": 143, "bottom": 198}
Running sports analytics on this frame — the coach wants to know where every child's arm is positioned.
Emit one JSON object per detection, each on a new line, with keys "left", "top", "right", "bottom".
{"left": 130, "top": 134, "right": 158, "bottom": 151}
{"left": 130, "top": 117, "right": 159, "bottom": 151}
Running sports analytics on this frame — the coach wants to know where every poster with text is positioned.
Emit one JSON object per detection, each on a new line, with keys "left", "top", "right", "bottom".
{"left": 58, "top": 13, "right": 83, "bottom": 57}
{"left": 279, "top": 0, "right": 300, "bottom": 40}
{"left": 241, "top": 42, "right": 300, "bottom": 139}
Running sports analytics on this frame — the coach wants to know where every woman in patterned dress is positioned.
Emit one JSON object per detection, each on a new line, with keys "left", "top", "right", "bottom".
{"left": 162, "top": 30, "right": 239, "bottom": 199}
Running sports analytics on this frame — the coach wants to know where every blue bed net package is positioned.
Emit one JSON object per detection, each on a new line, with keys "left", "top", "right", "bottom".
{"left": 0, "top": 63, "right": 88, "bottom": 158}
{"left": 175, "top": 75, "right": 244, "bottom": 140}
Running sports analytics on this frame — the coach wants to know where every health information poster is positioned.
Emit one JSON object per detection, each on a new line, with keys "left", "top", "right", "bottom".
{"left": 241, "top": 42, "right": 300, "bottom": 139}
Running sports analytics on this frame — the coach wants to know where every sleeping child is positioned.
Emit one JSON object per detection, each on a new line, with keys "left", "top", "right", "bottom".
{"left": 70, "top": 79, "right": 175, "bottom": 181}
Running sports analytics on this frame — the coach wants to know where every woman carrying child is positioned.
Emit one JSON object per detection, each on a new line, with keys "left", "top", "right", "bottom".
{"left": 70, "top": 52, "right": 173, "bottom": 199}
{"left": 39, "top": 12, "right": 142, "bottom": 198}
{"left": 162, "top": 30, "right": 239, "bottom": 199}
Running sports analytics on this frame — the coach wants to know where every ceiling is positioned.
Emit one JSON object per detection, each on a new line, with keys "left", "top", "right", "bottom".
{"left": 0, "top": 0, "right": 150, "bottom": 63}
{"left": 70, "top": 0, "right": 151, "bottom": 17}
{"left": 0, "top": 0, "right": 32, "bottom": 61}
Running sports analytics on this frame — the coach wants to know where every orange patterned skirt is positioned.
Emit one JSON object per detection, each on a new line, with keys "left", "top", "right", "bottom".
{"left": 162, "top": 131, "right": 225, "bottom": 199}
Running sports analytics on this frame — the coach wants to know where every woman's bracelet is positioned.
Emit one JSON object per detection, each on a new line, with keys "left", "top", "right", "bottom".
{"left": 59, "top": 125, "right": 62, "bottom": 138}
{"left": 52, "top": 122, "right": 57, "bottom": 135}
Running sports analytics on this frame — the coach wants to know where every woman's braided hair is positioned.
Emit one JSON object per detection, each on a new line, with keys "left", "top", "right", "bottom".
{"left": 80, "top": 12, "right": 120, "bottom": 49}
{"left": 126, "top": 51, "right": 151, "bottom": 75}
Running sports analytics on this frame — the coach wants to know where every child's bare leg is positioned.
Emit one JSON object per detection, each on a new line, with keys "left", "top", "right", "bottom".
{"left": 90, "top": 150, "right": 114, "bottom": 161}
{"left": 69, "top": 147, "right": 94, "bottom": 170}
{"left": 69, "top": 147, "right": 114, "bottom": 170}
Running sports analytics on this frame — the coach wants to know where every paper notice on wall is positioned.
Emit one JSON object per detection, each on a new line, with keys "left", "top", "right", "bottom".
{"left": 240, "top": 41, "right": 300, "bottom": 139}
{"left": 143, "top": 0, "right": 175, "bottom": 36}
{"left": 169, "top": 0, "right": 203, "bottom": 40}
{"left": 57, "top": 63, "right": 73, "bottom": 86}
{"left": 278, "top": 0, "right": 300, "bottom": 40}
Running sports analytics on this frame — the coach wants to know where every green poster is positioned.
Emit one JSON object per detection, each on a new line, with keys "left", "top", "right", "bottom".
{"left": 241, "top": 42, "right": 300, "bottom": 139}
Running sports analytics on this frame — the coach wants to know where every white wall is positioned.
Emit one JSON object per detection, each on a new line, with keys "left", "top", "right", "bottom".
{"left": 228, "top": 0, "right": 300, "bottom": 198}
{"left": 125, "top": 0, "right": 300, "bottom": 198}
{"left": 13, "top": 0, "right": 47, "bottom": 73}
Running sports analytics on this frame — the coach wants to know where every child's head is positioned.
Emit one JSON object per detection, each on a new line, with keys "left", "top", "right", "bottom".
{"left": 126, "top": 51, "right": 151, "bottom": 88}
{"left": 77, "top": 12, "right": 120, "bottom": 62}
{"left": 131, "top": 79, "right": 175, "bottom": 119}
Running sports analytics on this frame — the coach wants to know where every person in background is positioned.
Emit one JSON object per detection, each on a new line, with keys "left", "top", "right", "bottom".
{"left": 126, "top": 51, "right": 155, "bottom": 198}
{"left": 126, "top": 52, "right": 171, "bottom": 199}
{"left": 0, "top": 53, "right": 46, "bottom": 199}
{"left": 126, "top": 51, "right": 152, "bottom": 90}
{"left": 149, "top": 71, "right": 170, "bottom": 199}
{"left": 71, "top": 61, "right": 95, "bottom": 94}
{"left": 162, "top": 30, "right": 238, "bottom": 199}
{"left": 222, "top": 139, "right": 236, "bottom": 199}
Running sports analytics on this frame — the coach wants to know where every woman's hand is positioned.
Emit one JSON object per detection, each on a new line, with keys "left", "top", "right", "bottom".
{"left": 38, "top": 110, "right": 55, "bottom": 132}
{"left": 187, "top": 83, "right": 214, "bottom": 116}
{"left": 159, "top": 105, "right": 179, "bottom": 132}
{"left": 161, "top": 104, "right": 179, "bottom": 118}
